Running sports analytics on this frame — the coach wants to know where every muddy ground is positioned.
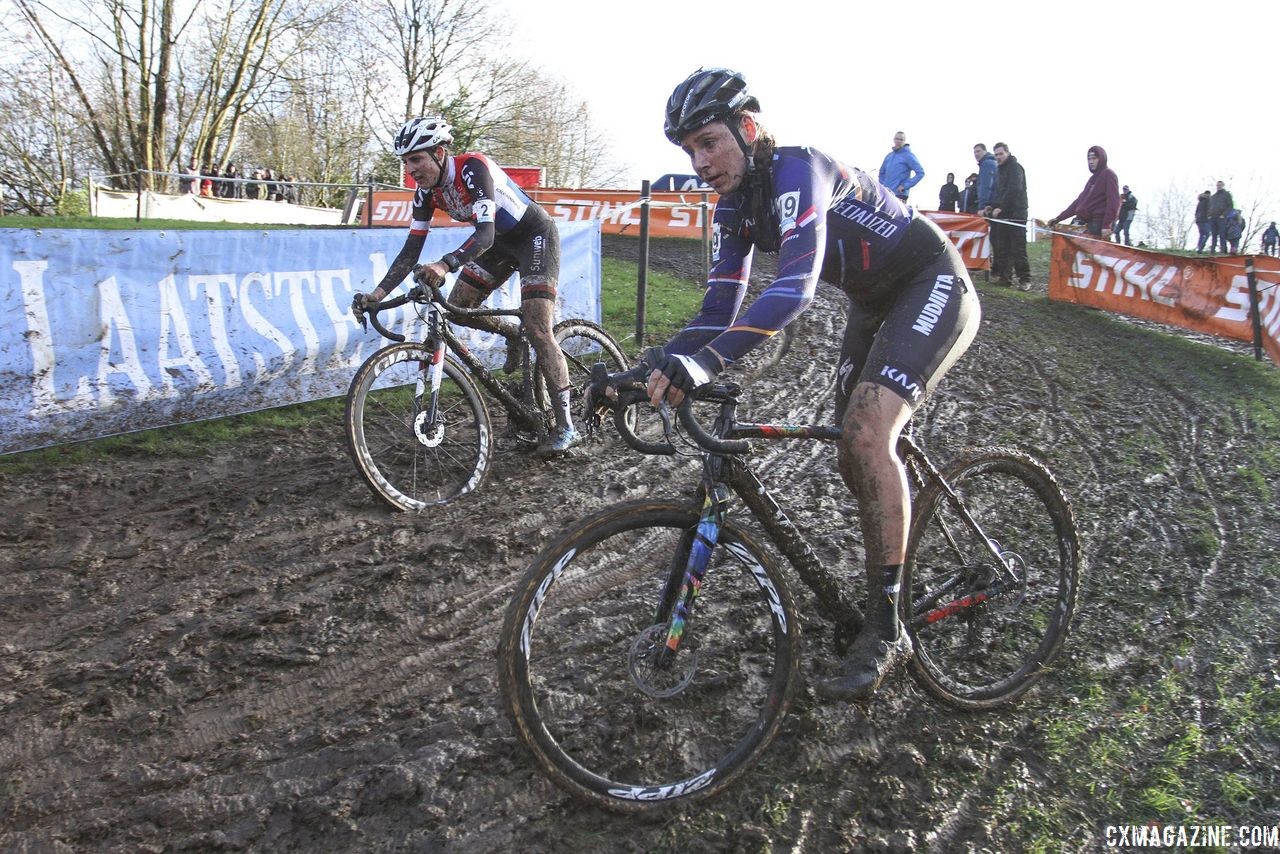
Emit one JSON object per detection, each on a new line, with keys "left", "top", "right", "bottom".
{"left": 2, "top": 235, "right": 1278, "bottom": 852}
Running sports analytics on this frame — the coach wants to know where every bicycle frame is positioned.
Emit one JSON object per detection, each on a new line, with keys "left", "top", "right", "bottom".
{"left": 399, "top": 294, "right": 547, "bottom": 437}
{"left": 651, "top": 392, "right": 1019, "bottom": 659}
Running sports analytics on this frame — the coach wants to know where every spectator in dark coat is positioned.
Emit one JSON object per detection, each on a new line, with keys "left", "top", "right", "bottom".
{"left": 221, "top": 163, "right": 241, "bottom": 198}
{"left": 984, "top": 141, "right": 1030, "bottom": 289}
{"left": 958, "top": 173, "right": 981, "bottom": 213}
{"left": 244, "top": 169, "right": 261, "bottom": 201}
{"left": 1194, "top": 190, "right": 1212, "bottom": 253}
{"left": 1114, "top": 186, "right": 1137, "bottom": 245}
{"left": 974, "top": 143, "right": 998, "bottom": 210}
{"left": 1048, "top": 145, "right": 1120, "bottom": 240}
{"left": 1208, "top": 181, "right": 1234, "bottom": 253}
{"left": 1223, "top": 209, "right": 1245, "bottom": 254}
{"left": 938, "top": 173, "right": 960, "bottom": 212}
{"left": 1263, "top": 221, "right": 1279, "bottom": 256}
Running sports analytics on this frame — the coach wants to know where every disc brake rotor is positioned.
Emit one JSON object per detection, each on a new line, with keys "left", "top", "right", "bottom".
{"left": 413, "top": 411, "right": 445, "bottom": 447}
{"left": 628, "top": 624, "right": 698, "bottom": 699}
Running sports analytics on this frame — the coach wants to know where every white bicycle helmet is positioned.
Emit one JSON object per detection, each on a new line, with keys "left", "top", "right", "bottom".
{"left": 394, "top": 116, "right": 453, "bottom": 156}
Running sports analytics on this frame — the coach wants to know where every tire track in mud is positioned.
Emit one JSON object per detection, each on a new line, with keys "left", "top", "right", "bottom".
{"left": 3, "top": 240, "right": 1273, "bottom": 850}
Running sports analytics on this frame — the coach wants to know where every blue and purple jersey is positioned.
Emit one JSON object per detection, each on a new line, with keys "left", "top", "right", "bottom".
{"left": 666, "top": 145, "right": 915, "bottom": 366}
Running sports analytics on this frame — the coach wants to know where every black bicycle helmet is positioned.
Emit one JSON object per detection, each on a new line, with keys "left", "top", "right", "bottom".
{"left": 664, "top": 67, "right": 760, "bottom": 144}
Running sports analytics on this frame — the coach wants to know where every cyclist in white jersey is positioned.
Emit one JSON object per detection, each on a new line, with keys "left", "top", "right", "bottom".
{"left": 352, "top": 116, "right": 581, "bottom": 457}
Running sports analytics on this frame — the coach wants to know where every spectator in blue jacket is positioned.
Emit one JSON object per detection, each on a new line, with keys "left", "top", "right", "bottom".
{"left": 973, "top": 143, "right": 998, "bottom": 211}
{"left": 878, "top": 131, "right": 925, "bottom": 201}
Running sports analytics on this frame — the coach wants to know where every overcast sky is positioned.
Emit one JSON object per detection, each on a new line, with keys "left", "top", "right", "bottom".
{"left": 503, "top": 0, "right": 1278, "bottom": 236}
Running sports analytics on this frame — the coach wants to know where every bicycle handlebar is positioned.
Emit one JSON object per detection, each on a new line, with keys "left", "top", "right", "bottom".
{"left": 366, "top": 293, "right": 413, "bottom": 342}
{"left": 359, "top": 271, "right": 523, "bottom": 343}
{"left": 412, "top": 269, "right": 522, "bottom": 319}
{"left": 587, "top": 362, "right": 751, "bottom": 457}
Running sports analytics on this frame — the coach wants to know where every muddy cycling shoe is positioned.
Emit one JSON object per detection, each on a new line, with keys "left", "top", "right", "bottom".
{"left": 816, "top": 628, "right": 913, "bottom": 702}
{"left": 537, "top": 426, "right": 582, "bottom": 458}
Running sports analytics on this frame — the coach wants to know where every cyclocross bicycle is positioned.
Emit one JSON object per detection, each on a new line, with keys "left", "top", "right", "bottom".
{"left": 497, "top": 367, "right": 1083, "bottom": 810}
{"left": 347, "top": 276, "right": 629, "bottom": 511}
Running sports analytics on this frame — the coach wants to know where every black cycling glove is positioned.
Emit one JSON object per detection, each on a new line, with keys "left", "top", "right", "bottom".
{"left": 644, "top": 346, "right": 720, "bottom": 394}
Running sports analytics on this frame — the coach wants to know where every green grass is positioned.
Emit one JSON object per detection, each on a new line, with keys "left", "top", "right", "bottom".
{"left": 602, "top": 255, "right": 704, "bottom": 353}
{"left": 0, "top": 214, "right": 306, "bottom": 231}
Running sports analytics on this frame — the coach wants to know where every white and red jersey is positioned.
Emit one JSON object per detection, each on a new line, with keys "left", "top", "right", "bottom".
{"left": 407, "top": 153, "right": 551, "bottom": 271}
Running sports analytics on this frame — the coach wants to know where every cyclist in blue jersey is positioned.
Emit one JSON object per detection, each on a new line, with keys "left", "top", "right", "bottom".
{"left": 352, "top": 116, "right": 581, "bottom": 457}
{"left": 647, "top": 69, "right": 981, "bottom": 702}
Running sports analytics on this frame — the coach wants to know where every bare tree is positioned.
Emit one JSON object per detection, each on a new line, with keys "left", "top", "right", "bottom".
{"left": 1145, "top": 181, "right": 1198, "bottom": 251}
{"left": 9, "top": 0, "right": 341, "bottom": 192}
{"left": 490, "top": 77, "right": 624, "bottom": 188}
{"left": 1, "top": 0, "right": 620, "bottom": 212}
{"left": 0, "top": 63, "right": 84, "bottom": 214}
{"left": 359, "top": 0, "right": 533, "bottom": 147}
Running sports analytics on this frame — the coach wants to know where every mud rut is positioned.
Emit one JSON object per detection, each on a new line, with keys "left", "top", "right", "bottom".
{"left": 2, "top": 235, "right": 1276, "bottom": 852}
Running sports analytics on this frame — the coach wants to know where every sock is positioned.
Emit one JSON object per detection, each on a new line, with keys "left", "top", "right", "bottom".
{"left": 557, "top": 387, "right": 573, "bottom": 431}
{"left": 874, "top": 563, "right": 904, "bottom": 641}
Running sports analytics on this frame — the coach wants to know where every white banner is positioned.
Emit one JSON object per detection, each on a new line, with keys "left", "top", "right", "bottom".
{"left": 92, "top": 185, "right": 345, "bottom": 226}
{"left": 0, "top": 222, "right": 602, "bottom": 453}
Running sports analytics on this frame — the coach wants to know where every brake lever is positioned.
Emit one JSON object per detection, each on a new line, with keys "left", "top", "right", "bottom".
{"left": 656, "top": 400, "right": 676, "bottom": 444}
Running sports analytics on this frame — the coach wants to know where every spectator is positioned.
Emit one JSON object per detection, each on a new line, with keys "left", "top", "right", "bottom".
{"left": 878, "top": 131, "right": 925, "bottom": 201}
{"left": 1047, "top": 145, "right": 1119, "bottom": 240}
{"left": 281, "top": 175, "right": 298, "bottom": 204}
{"left": 179, "top": 159, "right": 199, "bottom": 194}
{"left": 265, "top": 168, "right": 282, "bottom": 201}
{"left": 244, "top": 168, "right": 261, "bottom": 201}
{"left": 1223, "top": 209, "right": 1245, "bottom": 254}
{"left": 1208, "top": 181, "right": 1234, "bottom": 253}
{"left": 1194, "top": 189, "right": 1212, "bottom": 253}
{"left": 1262, "top": 221, "right": 1279, "bottom": 256}
{"left": 958, "top": 173, "right": 981, "bottom": 213}
{"left": 974, "top": 143, "right": 998, "bottom": 211}
{"left": 984, "top": 141, "right": 1030, "bottom": 290}
{"left": 221, "top": 162, "right": 241, "bottom": 199}
{"left": 200, "top": 164, "right": 215, "bottom": 197}
{"left": 938, "top": 172, "right": 959, "bottom": 212}
{"left": 1115, "top": 185, "right": 1137, "bottom": 246}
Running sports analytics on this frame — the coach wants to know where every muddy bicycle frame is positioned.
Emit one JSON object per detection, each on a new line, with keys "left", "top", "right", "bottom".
{"left": 367, "top": 281, "right": 549, "bottom": 437}
{"left": 611, "top": 382, "right": 1021, "bottom": 656}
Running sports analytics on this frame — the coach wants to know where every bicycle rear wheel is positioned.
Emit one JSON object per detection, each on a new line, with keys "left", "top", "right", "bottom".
{"left": 534, "top": 319, "right": 631, "bottom": 424}
{"left": 498, "top": 501, "right": 800, "bottom": 811}
{"left": 345, "top": 344, "right": 492, "bottom": 511}
{"left": 903, "top": 448, "right": 1082, "bottom": 709}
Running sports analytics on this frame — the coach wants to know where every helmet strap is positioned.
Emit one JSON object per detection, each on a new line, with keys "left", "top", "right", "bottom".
{"left": 430, "top": 147, "right": 448, "bottom": 189}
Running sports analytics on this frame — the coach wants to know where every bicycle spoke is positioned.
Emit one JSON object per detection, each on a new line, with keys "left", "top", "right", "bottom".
{"left": 499, "top": 503, "right": 799, "bottom": 810}
{"left": 905, "top": 450, "right": 1080, "bottom": 709}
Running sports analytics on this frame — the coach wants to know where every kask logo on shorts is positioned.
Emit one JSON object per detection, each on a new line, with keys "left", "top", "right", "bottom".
{"left": 879, "top": 366, "right": 923, "bottom": 402}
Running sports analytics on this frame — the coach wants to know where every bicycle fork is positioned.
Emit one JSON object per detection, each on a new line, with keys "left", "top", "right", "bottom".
{"left": 655, "top": 483, "right": 729, "bottom": 665}
{"left": 414, "top": 315, "right": 449, "bottom": 446}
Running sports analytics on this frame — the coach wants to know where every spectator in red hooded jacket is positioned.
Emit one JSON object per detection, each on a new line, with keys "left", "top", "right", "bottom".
{"left": 1047, "top": 146, "right": 1120, "bottom": 240}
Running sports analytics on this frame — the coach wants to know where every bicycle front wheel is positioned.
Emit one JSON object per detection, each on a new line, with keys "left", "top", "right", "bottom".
{"left": 904, "top": 448, "right": 1082, "bottom": 709}
{"left": 498, "top": 501, "right": 800, "bottom": 812}
{"left": 345, "top": 344, "right": 492, "bottom": 511}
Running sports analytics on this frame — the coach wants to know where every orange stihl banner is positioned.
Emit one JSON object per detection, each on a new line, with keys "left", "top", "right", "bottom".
{"left": 362, "top": 190, "right": 990, "bottom": 269}
{"left": 1047, "top": 233, "right": 1280, "bottom": 365}
{"left": 362, "top": 189, "right": 711, "bottom": 237}
{"left": 919, "top": 211, "right": 990, "bottom": 271}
